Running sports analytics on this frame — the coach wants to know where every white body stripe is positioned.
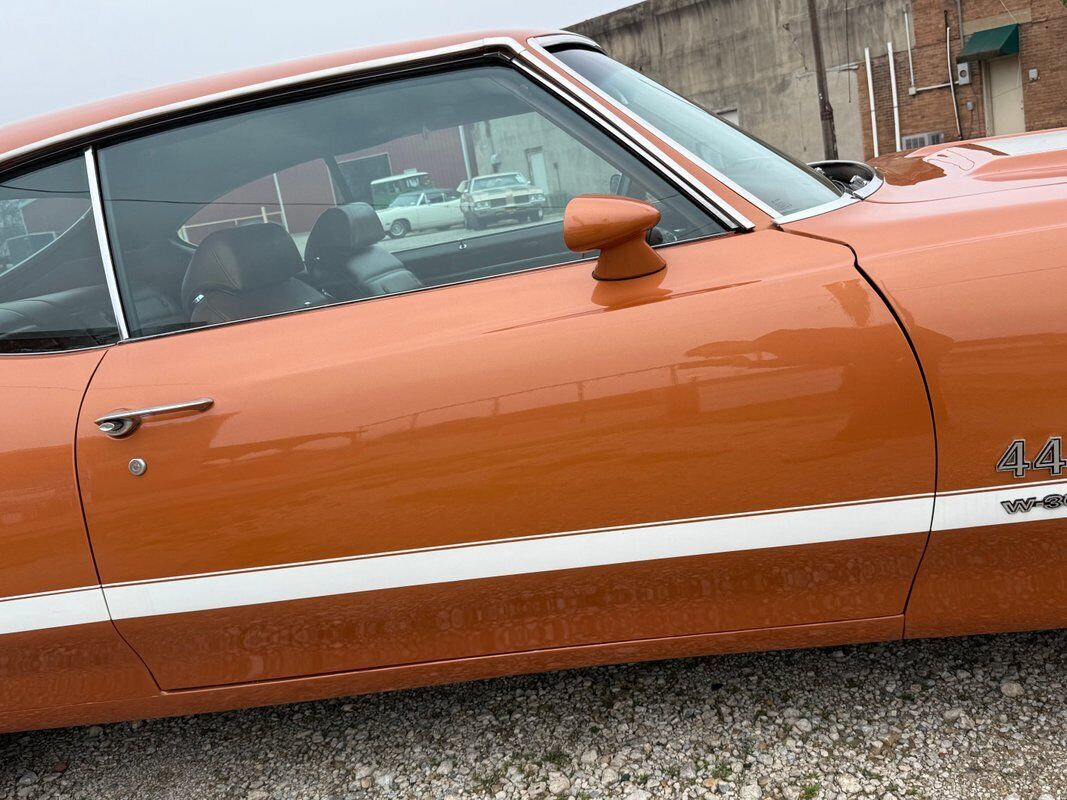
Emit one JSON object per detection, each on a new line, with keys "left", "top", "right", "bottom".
{"left": 6, "top": 478, "right": 1067, "bottom": 634}
{"left": 102, "top": 494, "right": 934, "bottom": 620}
{"left": 933, "top": 478, "right": 1067, "bottom": 531}
{"left": 0, "top": 587, "right": 110, "bottom": 636}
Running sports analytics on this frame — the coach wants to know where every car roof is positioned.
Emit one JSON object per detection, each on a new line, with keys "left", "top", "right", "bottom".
{"left": 0, "top": 30, "right": 556, "bottom": 169}
{"left": 371, "top": 171, "right": 431, "bottom": 185}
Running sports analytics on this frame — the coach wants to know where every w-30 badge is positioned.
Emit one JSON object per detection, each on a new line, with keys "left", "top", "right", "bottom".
{"left": 996, "top": 436, "right": 1067, "bottom": 515}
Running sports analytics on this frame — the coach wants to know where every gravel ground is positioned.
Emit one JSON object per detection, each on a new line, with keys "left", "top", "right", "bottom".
{"left": 2, "top": 629, "right": 1064, "bottom": 800}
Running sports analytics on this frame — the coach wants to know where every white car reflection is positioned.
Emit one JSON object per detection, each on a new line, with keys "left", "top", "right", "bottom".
{"left": 377, "top": 189, "right": 465, "bottom": 239}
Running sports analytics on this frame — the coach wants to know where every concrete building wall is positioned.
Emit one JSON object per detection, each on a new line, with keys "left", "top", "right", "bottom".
{"left": 569, "top": 0, "right": 910, "bottom": 162}
{"left": 467, "top": 113, "right": 619, "bottom": 211}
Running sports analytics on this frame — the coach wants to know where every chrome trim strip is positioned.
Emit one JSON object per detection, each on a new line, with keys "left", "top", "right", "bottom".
{"left": 529, "top": 36, "right": 853, "bottom": 226}
{"left": 772, "top": 194, "right": 861, "bottom": 226}
{"left": 83, "top": 147, "right": 129, "bottom": 340}
{"left": 0, "top": 342, "right": 113, "bottom": 358}
{"left": 0, "top": 37, "right": 523, "bottom": 170}
{"left": 531, "top": 33, "right": 604, "bottom": 52}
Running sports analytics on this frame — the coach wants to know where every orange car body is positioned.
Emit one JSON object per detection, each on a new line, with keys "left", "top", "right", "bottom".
{"left": 1, "top": 30, "right": 1065, "bottom": 734}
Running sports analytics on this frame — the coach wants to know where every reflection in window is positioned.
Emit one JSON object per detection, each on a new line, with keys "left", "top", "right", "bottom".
{"left": 553, "top": 47, "right": 843, "bottom": 216}
{"left": 100, "top": 62, "right": 724, "bottom": 337}
{"left": 0, "top": 158, "right": 120, "bottom": 353}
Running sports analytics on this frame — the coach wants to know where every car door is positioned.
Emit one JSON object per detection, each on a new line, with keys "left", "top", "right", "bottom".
{"left": 75, "top": 57, "right": 935, "bottom": 690}
{"left": 422, "top": 191, "right": 450, "bottom": 227}
{"left": 439, "top": 191, "right": 464, "bottom": 227}
{"left": 0, "top": 157, "right": 156, "bottom": 714}
{"left": 407, "top": 192, "right": 428, "bottom": 230}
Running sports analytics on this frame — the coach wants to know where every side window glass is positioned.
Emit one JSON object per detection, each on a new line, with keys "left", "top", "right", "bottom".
{"left": 98, "top": 63, "right": 721, "bottom": 337}
{"left": 552, "top": 47, "right": 842, "bottom": 216}
{"left": 0, "top": 157, "right": 120, "bottom": 353}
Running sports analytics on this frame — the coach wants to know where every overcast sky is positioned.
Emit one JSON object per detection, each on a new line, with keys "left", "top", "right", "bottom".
{"left": 2, "top": 0, "right": 633, "bottom": 127}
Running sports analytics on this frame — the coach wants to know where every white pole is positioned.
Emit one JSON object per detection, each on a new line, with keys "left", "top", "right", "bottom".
{"left": 887, "top": 41, "right": 902, "bottom": 151}
{"left": 946, "top": 25, "right": 963, "bottom": 137}
{"left": 864, "top": 47, "right": 880, "bottom": 158}
{"left": 904, "top": 9, "right": 916, "bottom": 88}
{"left": 272, "top": 172, "right": 289, "bottom": 231}
{"left": 458, "top": 125, "right": 473, "bottom": 182}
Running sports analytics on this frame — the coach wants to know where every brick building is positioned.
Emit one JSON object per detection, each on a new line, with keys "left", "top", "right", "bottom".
{"left": 860, "top": 0, "right": 1067, "bottom": 159}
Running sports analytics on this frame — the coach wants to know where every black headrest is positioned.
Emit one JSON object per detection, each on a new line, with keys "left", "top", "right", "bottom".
{"left": 305, "top": 203, "right": 385, "bottom": 267}
{"left": 182, "top": 223, "right": 303, "bottom": 309}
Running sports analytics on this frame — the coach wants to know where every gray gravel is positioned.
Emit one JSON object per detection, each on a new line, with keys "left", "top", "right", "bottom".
{"left": 2, "top": 630, "right": 1064, "bottom": 800}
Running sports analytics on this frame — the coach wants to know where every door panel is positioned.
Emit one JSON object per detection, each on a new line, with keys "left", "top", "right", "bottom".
{"left": 987, "top": 56, "right": 1025, "bottom": 136}
{"left": 77, "top": 231, "right": 935, "bottom": 689}
{"left": 789, "top": 183, "right": 1067, "bottom": 639}
{"left": 0, "top": 352, "right": 156, "bottom": 711}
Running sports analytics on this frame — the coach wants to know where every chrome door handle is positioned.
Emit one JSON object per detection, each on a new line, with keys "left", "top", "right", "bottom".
{"left": 95, "top": 398, "right": 214, "bottom": 438}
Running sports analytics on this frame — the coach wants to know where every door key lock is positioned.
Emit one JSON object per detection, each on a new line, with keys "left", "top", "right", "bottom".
{"left": 128, "top": 458, "right": 148, "bottom": 477}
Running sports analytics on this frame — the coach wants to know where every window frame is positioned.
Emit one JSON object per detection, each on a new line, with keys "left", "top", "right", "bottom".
{"left": 531, "top": 34, "right": 860, "bottom": 225}
{"left": 0, "top": 151, "right": 125, "bottom": 356}
{"left": 1, "top": 36, "right": 755, "bottom": 353}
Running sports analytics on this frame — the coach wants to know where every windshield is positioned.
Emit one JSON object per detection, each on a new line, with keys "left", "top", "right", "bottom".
{"left": 552, "top": 48, "right": 842, "bottom": 216}
{"left": 471, "top": 174, "right": 528, "bottom": 191}
{"left": 389, "top": 193, "right": 421, "bottom": 208}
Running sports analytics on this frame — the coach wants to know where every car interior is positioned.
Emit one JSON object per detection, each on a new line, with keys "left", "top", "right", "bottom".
{"left": 0, "top": 59, "right": 722, "bottom": 353}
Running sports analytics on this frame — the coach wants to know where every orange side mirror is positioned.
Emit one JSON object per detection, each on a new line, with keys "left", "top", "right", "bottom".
{"left": 563, "top": 195, "right": 667, "bottom": 281}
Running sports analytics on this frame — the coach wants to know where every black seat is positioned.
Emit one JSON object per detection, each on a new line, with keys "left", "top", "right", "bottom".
{"left": 181, "top": 223, "right": 328, "bottom": 327}
{"left": 305, "top": 203, "right": 422, "bottom": 300}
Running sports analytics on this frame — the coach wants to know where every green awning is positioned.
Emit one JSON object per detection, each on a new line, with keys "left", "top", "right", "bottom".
{"left": 958, "top": 24, "right": 1019, "bottom": 61}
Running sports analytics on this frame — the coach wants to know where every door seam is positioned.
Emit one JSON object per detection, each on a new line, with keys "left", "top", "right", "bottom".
{"left": 780, "top": 227, "right": 940, "bottom": 625}
{"left": 73, "top": 346, "right": 163, "bottom": 691}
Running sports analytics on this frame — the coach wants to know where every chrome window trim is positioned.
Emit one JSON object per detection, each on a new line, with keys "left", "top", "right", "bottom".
{"left": 2, "top": 34, "right": 752, "bottom": 233}
{"left": 2, "top": 34, "right": 754, "bottom": 353}
{"left": 0, "top": 37, "right": 525, "bottom": 171}
{"left": 518, "top": 41, "right": 754, "bottom": 231}
{"left": 509, "top": 60, "right": 744, "bottom": 232}
{"left": 771, "top": 194, "right": 860, "bottom": 225}
{"left": 0, "top": 342, "right": 115, "bottom": 357}
{"left": 83, "top": 147, "right": 129, "bottom": 340}
{"left": 530, "top": 33, "right": 604, "bottom": 52}
{"left": 528, "top": 35, "right": 858, "bottom": 225}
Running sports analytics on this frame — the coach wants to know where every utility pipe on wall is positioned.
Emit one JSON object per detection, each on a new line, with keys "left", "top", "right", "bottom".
{"left": 887, "top": 41, "right": 902, "bottom": 151}
{"left": 864, "top": 47, "right": 880, "bottom": 158}
{"left": 903, "top": 8, "right": 916, "bottom": 89}
{"left": 945, "top": 24, "right": 963, "bottom": 136}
